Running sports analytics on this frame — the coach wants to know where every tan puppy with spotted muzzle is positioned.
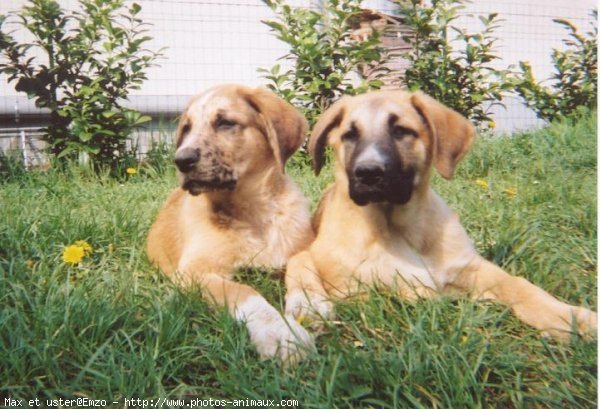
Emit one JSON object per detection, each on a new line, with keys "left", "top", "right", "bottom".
{"left": 285, "top": 89, "right": 597, "bottom": 340}
{"left": 147, "top": 84, "right": 314, "bottom": 363}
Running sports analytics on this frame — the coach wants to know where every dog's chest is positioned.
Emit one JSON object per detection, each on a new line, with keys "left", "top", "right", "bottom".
{"left": 315, "top": 235, "right": 442, "bottom": 298}
{"left": 194, "top": 199, "right": 310, "bottom": 272}
{"left": 364, "top": 240, "right": 439, "bottom": 292}
{"left": 313, "top": 188, "right": 479, "bottom": 299}
{"left": 314, "top": 218, "right": 473, "bottom": 299}
{"left": 178, "top": 216, "right": 295, "bottom": 274}
{"left": 241, "top": 217, "right": 296, "bottom": 269}
{"left": 242, "top": 186, "right": 312, "bottom": 269}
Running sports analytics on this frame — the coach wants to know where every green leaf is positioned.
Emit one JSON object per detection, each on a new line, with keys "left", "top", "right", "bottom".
{"left": 134, "top": 115, "right": 151, "bottom": 125}
{"left": 130, "top": 3, "right": 141, "bottom": 16}
{"left": 78, "top": 132, "right": 93, "bottom": 142}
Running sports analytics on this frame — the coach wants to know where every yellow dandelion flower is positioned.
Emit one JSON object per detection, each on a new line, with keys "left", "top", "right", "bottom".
{"left": 74, "top": 240, "right": 93, "bottom": 255}
{"left": 62, "top": 245, "right": 85, "bottom": 264}
{"left": 487, "top": 121, "right": 496, "bottom": 129}
{"left": 475, "top": 178, "right": 489, "bottom": 190}
{"left": 353, "top": 340, "right": 365, "bottom": 348}
{"left": 126, "top": 167, "right": 137, "bottom": 175}
{"left": 503, "top": 187, "right": 517, "bottom": 198}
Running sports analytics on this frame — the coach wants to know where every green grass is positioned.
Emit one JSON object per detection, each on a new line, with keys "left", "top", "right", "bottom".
{"left": 0, "top": 114, "right": 597, "bottom": 408}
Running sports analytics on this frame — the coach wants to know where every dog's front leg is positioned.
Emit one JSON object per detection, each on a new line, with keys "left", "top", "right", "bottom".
{"left": 285, "top": 250, "right": 334, "bottom": 321}
{"left": 453, "top": 258, "right": 597, "bottom": 340}
{"left": 180, "top": 268, "right": 314, "bottom": 364}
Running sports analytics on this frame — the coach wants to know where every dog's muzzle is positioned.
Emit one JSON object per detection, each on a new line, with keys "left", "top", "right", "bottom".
{"left": 175, "top": 147, "right": 237, "bottom": 195}
{"left": 349, "top": 161, "right": 415, "bottom": 206}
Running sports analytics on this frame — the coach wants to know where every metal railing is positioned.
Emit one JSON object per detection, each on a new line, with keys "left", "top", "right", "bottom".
{"left": 0, "top": 127, "right": 47, "bottom": 169}
{"left": 0, "top": 125, "right": 177, "bottom": 170}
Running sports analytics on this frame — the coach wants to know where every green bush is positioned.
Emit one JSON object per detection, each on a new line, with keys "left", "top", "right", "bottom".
{"left": 143, "top": 138, "right": 175, "bottom": 177}
{"left": 396, "top": 0, "right": 511, "bottom": 125}
{"left": 260, "top": 0, "right": 388, "bottom": 127}
{"left": 0, "top": 0, "right": 162, "bottom": 174}
{"left": 510, "top": 12, "right": 597, "bottom": 122}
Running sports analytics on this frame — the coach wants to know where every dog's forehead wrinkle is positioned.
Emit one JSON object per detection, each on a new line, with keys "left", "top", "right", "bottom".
{"left": 189, "top": 93, "right": 238, "bottom": 124}
{"left": 351, "top": 100, "right": 403, "bottom": 128}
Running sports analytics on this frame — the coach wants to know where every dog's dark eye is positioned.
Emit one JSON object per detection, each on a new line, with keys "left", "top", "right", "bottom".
{"left": 341, "top": 126, "right": 359, "bottom": 142}
{"left": 215, "top": 116, "right": 237, "bottom": 130}
{"left": 181, "top": 122, "right": 191, "bottom": 136}
{"left": 391, "top": 125, "right": 417, "bottom": 140}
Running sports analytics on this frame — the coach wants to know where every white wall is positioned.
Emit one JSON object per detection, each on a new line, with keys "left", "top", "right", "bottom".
{"left": 0, "top": 0, "right": 596, "bottom": 133}
{"left": 0, "top": 0, "right": 309, "bottom": 116}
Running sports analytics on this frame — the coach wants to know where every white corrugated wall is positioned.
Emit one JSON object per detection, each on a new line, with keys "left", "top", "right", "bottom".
{"left": 0, "top": 0, "right": 596, "bottom": 133}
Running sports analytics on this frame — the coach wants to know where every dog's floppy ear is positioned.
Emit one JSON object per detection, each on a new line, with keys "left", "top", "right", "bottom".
{"left": 245, "top": 88, "right": 307, "bottom": 172}
{"left": 309, "top": 98, "right": 347, "bottom": 175}
{"left": 410, "top": 91, "right": 475, "bottom": 179}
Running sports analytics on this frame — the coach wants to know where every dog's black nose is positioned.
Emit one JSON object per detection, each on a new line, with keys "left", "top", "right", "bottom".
{"left": 175, "top": 148, "right": 200, "bottom": 173}
{"left": 354, "top": 162, "right": 385, "bottom": 184}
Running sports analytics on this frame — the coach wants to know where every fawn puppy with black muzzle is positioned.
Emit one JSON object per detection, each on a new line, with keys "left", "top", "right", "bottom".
{"left": 285, "top": 90, "right": 597, "bottom": 340}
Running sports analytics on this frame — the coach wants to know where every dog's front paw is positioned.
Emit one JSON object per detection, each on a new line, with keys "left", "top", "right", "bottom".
{"left": 250, "top": 313, "right": 315, "bottom": 364}
{"left": 571, "top": 307, "right": 597, "bottom": 339}
{"left": 236, "top": 296, "right": 315, "bottom": 364}
{"left": 540, "top": 305, "right": 598, "bottom": 341}
{"left": 285, "top": 290, "right": 334, "bottom": 322}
